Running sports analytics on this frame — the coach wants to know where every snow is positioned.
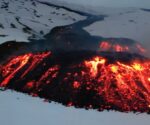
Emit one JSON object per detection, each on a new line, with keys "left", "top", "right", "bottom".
{"left": 0, "top": 90, "right": 150, "bottom": 125}
{"left": 38, "top": 0, "right": 150, "bottom": 51}
{"left": 38, "top": 0, "right": 135, "bottom": 15}
{"left": 84, "top": 9, "right": 150, "bottom": 50}
{"left": 1, "top": 0, "right": 150, "bottom": 47}
{"left": 39, "top": 0, "right": 150, "bottom": 14}
{"left": 0, "top": 0, "right": 85, "bottom": 44}
{"left": 39, "top": 0, "right": 150, "bottom": 8}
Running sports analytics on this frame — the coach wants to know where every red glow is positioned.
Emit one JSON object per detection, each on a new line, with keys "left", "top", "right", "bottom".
{"left": 38, "top": 65, "right": 59, "bottom": 86}
{"left": 67, "top": 102, "right": 73, "bottom": 107}
{"left": 1, "top": 54, "right": 31, "bottom": 86}
{"left": 99, "top": 41, "right": 146, "bottom": 53}
{"left": 136, "top": 44, "right": 146, "bottom": 53}
{"left": 84, "top": 57, "right": 150, "bottom": 111}
{"left": 73, "top": 81, "right": 80, "bottom": 89}
{"left": 0, "top": 51, "right": 150, "bottom": 113}
{"left": 0, "top": 51, "right": 51, "bottom": 87}
{"left": 26, "top": 81, "right": 34, "bottom": 89}
{"left": 100, "top": 41, "right": 111, "bottom": 50}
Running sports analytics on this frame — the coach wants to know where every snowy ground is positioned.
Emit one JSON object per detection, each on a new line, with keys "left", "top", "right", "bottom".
{"left": 0, "top": 0, "right": 150, "bottom": 48}
{"left": 40, "top": 0, "right": 150, "bottom": 8}
{"left": 0, "top": 0, "right": 85, "bottom": 44}
{"left": 40, "top": 0, "right": 150, "bottom": 51}
{"left": 0, "top": 90, "right": 150, "bottom": 125}
{"left": 84, "top": 8, "right": 150, "bottom": 49}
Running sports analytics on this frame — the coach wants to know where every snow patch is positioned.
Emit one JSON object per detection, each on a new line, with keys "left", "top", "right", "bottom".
{"left": 0, "top": 90, "right": 150, "bottom": 125}
{"left": 0, "top": 0, "right": 85, "bottom": 44}
{"left": 84, "top": 9, "right": 150, "bottom": 50}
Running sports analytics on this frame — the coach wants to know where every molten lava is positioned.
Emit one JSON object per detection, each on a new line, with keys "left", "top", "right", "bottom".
{"left": 99, "top": 41, "right": 146, "bottom": 54}
{"left": 1, "top": 51, "right": 51, "bottom": 87}
{"left": 84, "top": 57, "right": 150, "bottom": 112}
{"left": 0, "top": 51, "right": 150, "bottom": 113}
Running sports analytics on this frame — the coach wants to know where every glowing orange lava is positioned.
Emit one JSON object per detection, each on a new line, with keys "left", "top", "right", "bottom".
{"left": 73, "top": 81, "right": 80, "bottom": 89}
{"left": 0, "top": 51, "right": 150, "bottom": 113}
{"left": 0, "top": 51, "right": 51, "bottom": 87}
{"left": 85, "top": 57, "right": 106, "bottom": 77}
{"left": 99, "top": 41, "right": 146, "bottom": 54}
{"left": 84, "top": 56, "right": 150, "bottom": 111}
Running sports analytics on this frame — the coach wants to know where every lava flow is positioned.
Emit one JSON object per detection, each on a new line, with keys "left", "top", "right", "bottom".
{"left": 0, "top": 50, "right": 150, "bottom": 113}
{"left": 99, "top": 40, "right": 146, "bottom": 53}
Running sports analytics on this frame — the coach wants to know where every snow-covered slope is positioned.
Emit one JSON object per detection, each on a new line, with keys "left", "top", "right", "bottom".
{"left": 0, "top": 90, "right": 150, "bottom": 125}
{"left": 0, "top": 0, "right": 85, "bottom": 44}
{"left": 38, "top": 0, "right": 150, "bottom": 50}
{"left": 38, "top": 0, "right": 138, "bottom": 15}
{"left": 1, "top": 0, "right": 150, "bottom": 48}
{"left": 84, "top": 9, "right": 150, "bottom": 50}
{"left": 40, "top": 0, "right": 150, "bottom": 8}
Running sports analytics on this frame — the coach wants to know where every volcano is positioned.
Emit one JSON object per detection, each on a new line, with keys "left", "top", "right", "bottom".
{"left": 0, "top": 49, "right": 150, "bottom": 113}
{"left": 0, "top": 1, "right": 149, "bottom": 113}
